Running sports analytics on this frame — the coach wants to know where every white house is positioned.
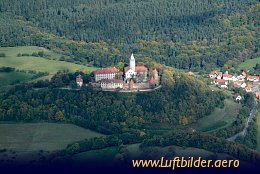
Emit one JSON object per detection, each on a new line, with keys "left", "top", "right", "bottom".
{"left": 234, "top": 93, "right": 242, "bottom": 101}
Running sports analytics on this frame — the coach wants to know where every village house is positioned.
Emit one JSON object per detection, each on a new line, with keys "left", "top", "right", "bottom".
{"left": 94, "top": 67, "right": 120, "bottom": 82}
{"left": 213, "top": 79, "right": 228, "bottom": 85}
{"left": 76, "top": 74, "right": 83, "bottom": 87}
{"left": 222, "top": 72, "right": 233, "bottom": 81}
{"left": 234, "top": 81, "right": 247, "bottom": 88}
{"left": 239, "top": 71, "right": 247, "bottom": 79}
{"left": 218, "top": 82, "right": 228, "bottom": 88}
{"left": 247, "top": 75, "right": 260, "bottom": 82}
{"left": 245, "top": 83, "right": 253, "bottom": 92}
{"left": 234, "top": 93, "right": 242, "bottom": 101}
{"left": 209, "top": 71, "right": 222, "bottom": 79}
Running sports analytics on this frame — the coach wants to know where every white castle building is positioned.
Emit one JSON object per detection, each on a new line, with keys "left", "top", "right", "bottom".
{"left": 124, "top": 53, "right": 148, "bottom": 80}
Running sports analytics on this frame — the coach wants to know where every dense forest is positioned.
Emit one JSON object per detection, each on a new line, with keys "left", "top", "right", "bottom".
{"left": 0, "top": 69, "right": 224, "bottom": 134}
{"left": 0, "top": 0, "right": 259, "bottom": 70}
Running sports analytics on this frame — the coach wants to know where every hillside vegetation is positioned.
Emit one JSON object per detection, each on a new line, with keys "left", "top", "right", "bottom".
{"left": 0, "top": 0, "right": 259, "bottom": 70}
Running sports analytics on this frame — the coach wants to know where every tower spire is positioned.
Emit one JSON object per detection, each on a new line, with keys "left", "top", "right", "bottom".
{"left": 130, "top": 53, "right": 135, "bottom": 71}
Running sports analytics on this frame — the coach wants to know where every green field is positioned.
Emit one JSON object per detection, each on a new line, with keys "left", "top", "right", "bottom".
{"left": 0, "top": 123, "right": 103, "bottom": 151}
{"left": 191, "top": 99, "right": 241, "bottom": 132}
{"left": 0, "top": 46, "right": 96, "bottom": 74}
{"left": 0, "top": 72, "right": 34, "bottom": 87}
{"left": 238, "top": 57, "right": 260, "bottom": 70}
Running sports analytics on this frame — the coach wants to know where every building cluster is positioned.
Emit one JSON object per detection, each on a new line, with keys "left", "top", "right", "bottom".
{"left": 208, "top": 71, "right": 260, "bottom": 100}
{"left": 92, "top": 54, "right": 159, "bottom": 90}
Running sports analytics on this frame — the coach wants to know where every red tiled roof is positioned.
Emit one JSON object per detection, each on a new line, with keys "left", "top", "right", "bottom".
{"left": 215, "top": 79, "right": 226, "bottom": 83}
{"left": 223, "top": 74, "right": 232, "bottom": 78}
{"left": 245, "top": 83, "right": 253, "bottom": 90}
{"left": 95, "top": 67, "right": 119, "bottom": 74}
{"left": 136, "top": 66, "right": 148, "bottom": 72}
{"left": 124, "top": 66, "right": 148, "bottom": 72}
{"left": 247, "top": 76, "right": 259, "bottom": 80}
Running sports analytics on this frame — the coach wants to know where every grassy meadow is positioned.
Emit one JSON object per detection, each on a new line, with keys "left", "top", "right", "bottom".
{"left": 238, "top": 57, "right": 260, "bottom": 70}
{"left": 0, "top": 46, "right": 96, "bottom": 74}
{"left": 0, "top": 123, "right": 103, "bottom": 151}
{"left": 191, "top": 99, "right": 241, "bottom": 132}
{"left": 0, "top": 46, "right": 96, "bottom": 86}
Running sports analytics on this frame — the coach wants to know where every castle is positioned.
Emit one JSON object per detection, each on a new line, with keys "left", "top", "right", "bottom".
{"left": 93, "top": 54, "right": 159, "bottom": 90}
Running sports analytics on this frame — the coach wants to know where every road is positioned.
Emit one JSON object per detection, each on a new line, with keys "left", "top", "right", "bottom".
{"left": 227, "top": 97, "right": 258, "bottom": 141}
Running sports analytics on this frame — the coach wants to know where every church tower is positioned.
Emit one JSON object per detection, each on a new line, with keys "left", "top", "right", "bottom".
{"left": 130, "top": 53, "right": 135, "bottom": 72}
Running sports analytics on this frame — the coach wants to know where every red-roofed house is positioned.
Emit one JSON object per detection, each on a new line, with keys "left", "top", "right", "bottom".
{"left": 94, "top": 67, "right": 120, "bottom": 82}
{"left": 214, "top": 79, "right": 228, "bottom": 85}
{"left": 234, "top": 93, "right": 242, "bottom": 101}
{"left": 245, "top": 83, "right": 253, "bottom": 92}
{"left": 234, "top": 81, "right": 247, "bottom": 88}
{"left": 223, "top": 73, "right": 233, "bottom": 81}
{"left": 247, "top": 75, "right": 260, "bottom": 82}
{"left": 76, "top": 74, "right": 83, "bottom": 87}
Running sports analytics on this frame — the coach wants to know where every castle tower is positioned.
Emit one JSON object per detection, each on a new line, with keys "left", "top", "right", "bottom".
{"left": 130, "top": 53, "right": 135, "bottom": 72}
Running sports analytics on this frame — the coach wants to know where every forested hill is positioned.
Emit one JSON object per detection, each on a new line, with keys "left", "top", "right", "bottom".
{"left": 0, "top": 0, "right": 259, "bottom": 70}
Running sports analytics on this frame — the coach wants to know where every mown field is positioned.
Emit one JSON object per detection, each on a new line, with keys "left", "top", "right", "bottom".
{"left": 191, "top": 99, "right": 241, "bottom": 132}
{"left": 0, "top": 46, "right": 96, "bottom": 74}
{"left": 0, "top": 123, "right": 103, "bottom": 151}
{"left": 238, "top": 57, "right": 260, "bottom": 70}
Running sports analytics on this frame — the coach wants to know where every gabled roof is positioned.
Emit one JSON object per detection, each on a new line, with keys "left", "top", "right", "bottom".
{"left": 214, "top": 79, "right": 226, "bottom": 83}
{"left": 124, "top": 66, "right": 148, "bottom": 73}
{"left": 223, "top": 74, "right": 233, "bottom": 78}
{"left": 247, "top": 75, "right": 259, "bottom": 80}
{"left": 95, "top": 67, "right": 119, "bottom": 74}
